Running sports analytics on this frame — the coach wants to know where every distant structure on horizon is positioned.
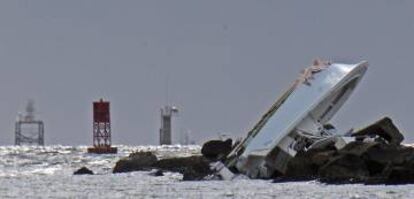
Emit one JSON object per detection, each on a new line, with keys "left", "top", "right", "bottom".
{"left": 15, "top": 100, "right": 44, "bottom": 146}
{"left": 159, "top": 105, "right": 178, "bottom": 145}
{"left": 179, "top": 129, "right": 196, "bottom": 145}
{"left": 179, "top": 130, "right": 190, "bottom": 145}
{"left": 87, "top": 99, "right": 117, "bottom": 154}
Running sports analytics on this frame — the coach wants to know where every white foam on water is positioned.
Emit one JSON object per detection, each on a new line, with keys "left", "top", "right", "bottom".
{"left": 0, "top": 145, "right": 413, "bottom": 198}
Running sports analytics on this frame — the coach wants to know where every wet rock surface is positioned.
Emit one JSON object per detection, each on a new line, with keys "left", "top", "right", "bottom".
{"left": 271, "top": 117, "right": 414, "bottom": 184}
{"left": 74, "top": 167, "right": 94, "bottom": 175}
{"left": 154, "top": 156, "right": 213, "bottom": 181}
{"left": 278, "top": 141, "right": 414, "bottom": 185}
{"left": 113, "top": 151, "right": 157, "bottom": 173}
{"left": 352, "top": 117, "right": 404, "bottom": 146}
{"left": 201, "top": 139, "right": 233, "bottom": 160}
{"left": 113, "top": 151, "right": 214, "bottom": 180}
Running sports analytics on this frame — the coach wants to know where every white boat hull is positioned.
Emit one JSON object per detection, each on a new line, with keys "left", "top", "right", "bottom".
{"left": 224, "top": 60, "right": 369, "bottom": 178}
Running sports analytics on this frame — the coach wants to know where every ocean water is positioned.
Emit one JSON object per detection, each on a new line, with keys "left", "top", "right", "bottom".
{"left": 0, "top": 145, "right": 413, "bottom": 199}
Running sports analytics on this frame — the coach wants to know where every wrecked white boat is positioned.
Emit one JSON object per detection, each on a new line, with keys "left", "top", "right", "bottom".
{"left": 218, "top": 60, "right": 369, "bottom": 179}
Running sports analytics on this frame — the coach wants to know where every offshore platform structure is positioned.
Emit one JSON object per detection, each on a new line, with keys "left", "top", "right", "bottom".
{"left": 159, "top": 106, "right": 178, "bottom": 145}
{"left": 87, "top": 99, "right": 117, "bottom": 154}
{"left": 15, "top": 100, "right": 44, "bottom": 146}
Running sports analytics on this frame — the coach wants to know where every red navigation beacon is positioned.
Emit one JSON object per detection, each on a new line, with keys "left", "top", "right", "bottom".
{"left": 87, "top": 98, "right": 117, "bottom": 154}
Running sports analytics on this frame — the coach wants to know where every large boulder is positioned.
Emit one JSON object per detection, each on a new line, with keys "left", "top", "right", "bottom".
{"left": 318, "top": 154, "right": 369, "bottom": 183}
{"left": 352, "top": 117, "right": 404, "bottom": 146}
{"left": 154, "top": 156, "right": 213, "bottom": 181}
{"left": 74, "top": 167, "right": 94, "bottom": 175}
{"left": 277, "top": 142, "right": 371, "bottom": 183}
{"left": 201, "top": 139, "right": 233, "bottom": 160}
{"left": 317, "top": 141, "right": 414, "bottom": 184}
{"left": 362, "top": 144, "right": 414, "bottom": 184}
{"left": 283, "top": 149, "right": 336, "bottom": 179}
{"left": 382, "top": 166, "right": 414, "bottom": 184}
{"left": 362, "top": 143, "right": 414, "bottom": 166}
{"left": 113, "top": 151, "right": 214, "bottom": 180}
{"left": 113, "top": 151, "right": 158, "bottom": 173}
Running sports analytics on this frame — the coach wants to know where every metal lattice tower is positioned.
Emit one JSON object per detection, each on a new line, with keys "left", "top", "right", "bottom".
{"left": 15, "top": 100, "right": 44, "bottom": 146}
{"left": 159, "top": 106, "right": 178, "bottom": 145}
{"left": 87, "top": 98, "right": 117, "bottom": 154}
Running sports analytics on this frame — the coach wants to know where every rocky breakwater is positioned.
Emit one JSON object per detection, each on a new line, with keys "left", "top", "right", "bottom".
{"left": 112, "top": 117, "right": 414, "bottom": 184}
{"left": 277, "top": 117, "right": 414, "bottom": 184}
{"left": 112, "top": 140, "right": 233, "bottom": 180}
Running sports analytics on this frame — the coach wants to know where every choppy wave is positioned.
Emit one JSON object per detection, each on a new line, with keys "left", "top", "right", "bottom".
{"left": 0, "top": 145, "right": 200, "bottom": 177}
{"left": 0, "top": 145, "right": 413, "bottom": 198}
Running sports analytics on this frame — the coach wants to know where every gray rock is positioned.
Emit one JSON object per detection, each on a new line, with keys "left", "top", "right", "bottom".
{"left": 113, "top": 152, "right": 214, "bottom": 180}
{"left": 283, "top": 149, "right": 336, "bottom": 179}
{"left": 113, "top": 151, "right": 158, "bottom": 173}
{"left": 318, "top": 154, "right": 369, "bottom": 183}
{"left": 352, "top": 117, "right": 404, "bottom": 146}
{"left": 154, "top": 156, "right": 214, "bottom": 181}
{"left": 201, "top": 139, "right": 233, "bottom": 160}
{"left": 272, "top": 117, "right": 413, "bottom": 184}
{"left": 279, "top": 141, "right": 414, "bottom": 184}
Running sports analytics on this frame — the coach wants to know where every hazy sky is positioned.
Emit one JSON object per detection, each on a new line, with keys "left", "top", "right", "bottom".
{"left": 1, "top": 1, "right": 414, "bottom": 145}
